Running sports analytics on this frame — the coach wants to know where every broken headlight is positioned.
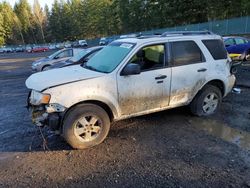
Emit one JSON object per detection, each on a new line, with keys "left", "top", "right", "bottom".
{"left": 29, "top": 90, "right": 51, "bottom": 105}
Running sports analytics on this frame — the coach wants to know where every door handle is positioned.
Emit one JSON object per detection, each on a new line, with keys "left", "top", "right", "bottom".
{"left": 155, "top": 75, "right": 167, "bottom": 80}
{"left": 197, "top": 68, "right": 207, "bottom": 72}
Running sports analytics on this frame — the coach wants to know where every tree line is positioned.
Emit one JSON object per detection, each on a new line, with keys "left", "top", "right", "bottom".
{"left": 0, "top": 0, "right": 250, "bottom": 46}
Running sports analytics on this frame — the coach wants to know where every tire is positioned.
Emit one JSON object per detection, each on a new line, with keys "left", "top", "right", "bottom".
{"left": 41, "top": 65, "right": 51, "bottom": 71}
{"left": 190, "top": 85, "right": 222, "bottom": 116}
{"left": 63, "top": 103, "right": 110, "bottom": 149}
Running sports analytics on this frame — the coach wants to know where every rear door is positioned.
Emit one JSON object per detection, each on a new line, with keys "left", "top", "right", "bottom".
{"left": 169, "top": 40, "right": 208, "bottom": 106}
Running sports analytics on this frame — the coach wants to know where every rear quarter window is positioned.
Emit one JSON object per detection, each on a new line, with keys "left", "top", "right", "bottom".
{"left": 202, "top": 39, "right": 227, "bottom": 60}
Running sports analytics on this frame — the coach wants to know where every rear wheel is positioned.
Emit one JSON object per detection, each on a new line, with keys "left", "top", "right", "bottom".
{"left": 63, "top": 104, "right": 110, "bottom": 149}
{"left": 190, "top": 85, "right": 222, "bottom": 116}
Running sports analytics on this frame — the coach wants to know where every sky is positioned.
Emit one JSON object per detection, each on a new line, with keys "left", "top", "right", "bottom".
{"left": 0, "top": 0, "right": 52, "bottom": 9}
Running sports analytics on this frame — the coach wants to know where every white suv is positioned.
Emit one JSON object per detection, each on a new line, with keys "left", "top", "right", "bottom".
{"left": 26, "top": 31, "right": 236, "bottom": 149}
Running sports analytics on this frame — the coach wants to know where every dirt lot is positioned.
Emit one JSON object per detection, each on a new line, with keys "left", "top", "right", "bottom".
{"left": 0, "top": 52, "right": 250, "bottom": 187}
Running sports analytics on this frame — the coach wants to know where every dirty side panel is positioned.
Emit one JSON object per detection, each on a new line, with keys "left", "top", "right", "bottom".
{"left": 117, "top": 68, "right": 171, "bottom": 116}
{"left": 170, "top": 63, "right": 207, "bottom": 106}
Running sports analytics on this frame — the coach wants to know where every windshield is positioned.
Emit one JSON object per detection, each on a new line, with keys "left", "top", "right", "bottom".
{"left": 68, "top": 49, "right": 89, "bottom": 63}
{"left": 84, "top": 42, "right": 135, "bottom": 73}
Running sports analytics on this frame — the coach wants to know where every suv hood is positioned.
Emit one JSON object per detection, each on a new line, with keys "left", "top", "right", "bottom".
{"left": 26, "top": 65, "right": 105, "bottom": 91}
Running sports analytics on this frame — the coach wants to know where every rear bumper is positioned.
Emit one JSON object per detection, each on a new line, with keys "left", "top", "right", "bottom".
{"left": 224, "top": 74, "right": 236, "bottom": 96}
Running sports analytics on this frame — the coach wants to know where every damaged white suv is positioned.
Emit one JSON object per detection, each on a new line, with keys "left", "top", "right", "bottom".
{"left": 26, "top": 31, "right": 236, "bottom": 149}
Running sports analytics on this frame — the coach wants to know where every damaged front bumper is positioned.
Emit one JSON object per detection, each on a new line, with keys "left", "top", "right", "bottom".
{"left": 28, "top": 98, "right": 67, "bottom": 131}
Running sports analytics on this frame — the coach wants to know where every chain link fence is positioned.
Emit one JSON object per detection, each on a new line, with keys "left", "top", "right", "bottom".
{"left": 87, "top": 16, "right": 250, "bottom": 46}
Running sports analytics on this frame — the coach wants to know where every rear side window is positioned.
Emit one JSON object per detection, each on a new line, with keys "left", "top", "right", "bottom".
{"left": 171, "top": 41, "right": 205, "bottom": 66}
{"left": 202, "top": 39, "right": 227, "bottom": 60}
{"left": 235, "top": 38, "right": 245, "bottom": 45}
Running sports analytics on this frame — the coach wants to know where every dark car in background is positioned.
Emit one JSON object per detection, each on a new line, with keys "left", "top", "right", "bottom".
{"left": 46, "top": 46, "right": 103, "bottom": 71}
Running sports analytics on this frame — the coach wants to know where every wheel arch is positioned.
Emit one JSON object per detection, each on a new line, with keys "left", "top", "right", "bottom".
{"left": 41, "top": 64, "right": 51, "bottom": 71}
{"left": 62, "top": 100, "right": 115, "bottom": 126}
{"left": 202, "top": 79, "right": 225, "bottom": 96}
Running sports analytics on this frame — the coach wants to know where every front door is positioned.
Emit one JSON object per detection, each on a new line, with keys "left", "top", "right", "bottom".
{"left": 117, "top": 44, "right": 171, "bottom": 116}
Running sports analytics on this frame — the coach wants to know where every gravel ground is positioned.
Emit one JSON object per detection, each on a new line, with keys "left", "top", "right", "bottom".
{"left": 0, "top": 52, "right": 250, "bottom": 187}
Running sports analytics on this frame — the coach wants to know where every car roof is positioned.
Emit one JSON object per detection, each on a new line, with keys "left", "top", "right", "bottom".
{"left": 87, "top": 46, "right": 104, "bottom": 51}
{"left": 223, "top": 36, "right": 248, "bottom": 40}
{"left": 115, "top": 34, "right": 222, "bottom": 46}
{"left": 71, "top": 46, "right": 103, "bottom": 54}
{"left": 72, "top": 48, "right": 84, "bottom": 53}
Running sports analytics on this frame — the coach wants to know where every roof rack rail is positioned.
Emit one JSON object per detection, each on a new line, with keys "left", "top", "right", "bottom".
{"left": 161, "top": 31, "right": 214, "bottom": 37}
{"left": 136, "top": 33, "right": 162, "bottom": 39}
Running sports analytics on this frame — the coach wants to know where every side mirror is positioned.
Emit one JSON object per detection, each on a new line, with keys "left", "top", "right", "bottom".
{"left": 121, "top": 63, "right": 141, "bottom": 76}
{"left": 83, "top": 58, "right": 89, "bottom": 62}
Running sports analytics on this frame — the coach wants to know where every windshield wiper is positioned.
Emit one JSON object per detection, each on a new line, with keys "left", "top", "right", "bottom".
{"left": 83, "top": 64, "right": 98, "bottom": 71}
{"left": 82, "top": 64, "right": 107, "bottom": 73}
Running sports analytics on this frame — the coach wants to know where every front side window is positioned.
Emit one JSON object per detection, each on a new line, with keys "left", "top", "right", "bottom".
{"left": 171, "top": 41, "right": 204, "bottom": 66}
{"left": 128, "top": 44, "right": 165, "bottom": 71}
{"left": 84, "top": 42, "right": 135, "bottom": 73}
{"left": 57, "top": 49, "right": 72, "bottom": 58}
{"left": 202, "top": 39, "right": 227, "bottom": 60}
{"left": 69, "top": 50, "right": 89, "bottom": 63}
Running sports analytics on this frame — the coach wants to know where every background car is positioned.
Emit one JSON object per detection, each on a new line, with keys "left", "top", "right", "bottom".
{"left": 99, "top": 37, "right": 114, "bottom": 45}
{"left": 5, "top": 47, "right": 14, "bottom": 53}
{"left": 49, "top": 44, "right": 57, "bottom": 50}
{"left": 0, "top": 47, "right": 5, "bottom": 53}
{"left": 223, "top": 36, "right": 250, "bottom": 60}
{"left": 29, "top": 46, "right": 49, "bottom": 53}
{"left": 46, "top": 46, "right": 104, "bottom": 71}
{"left": 15, "top": 46, "right": 25, "bottom": 52}
{"left": 99, "top": 37, "right": 107, "bottom": 45}
{"left": 26, "top": 46, "right": 32, "bottom": 53}
{"left": 64, "top": 43, "right": 72, "bottom": 48}
{"left": 55, "top": 43, "right": 64, "bottom": 49}
{"left": 32, "top": 48, "right": 82, "bottom": 71}
{"left": 72, "top": 40, "right": 88, "bottom": 48}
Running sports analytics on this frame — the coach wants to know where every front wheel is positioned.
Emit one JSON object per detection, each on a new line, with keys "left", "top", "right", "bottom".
{"left": 63, "top": 104, "right": 110, "bottom": 149}
{"left": 42, "top": 65, "right": 51, "bottom": 71}
{"left": 190, "top": 85, "right": 222, "bottom": 116}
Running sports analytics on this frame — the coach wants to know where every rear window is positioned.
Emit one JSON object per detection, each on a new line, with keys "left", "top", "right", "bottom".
{"left": 202, "top": 39, "right": 227, "bottom": 60}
